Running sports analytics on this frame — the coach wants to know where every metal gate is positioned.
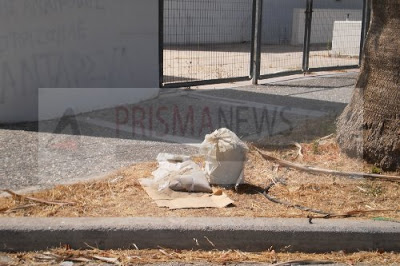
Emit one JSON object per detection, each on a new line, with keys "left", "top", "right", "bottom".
{"left": 160, "top": 0, "right": 254, "bottom": 88}
{"left": 257, "top": 0, "right": 369, "bottom": 80}
{"left": 160, "top": 0, "right": 370, "bottom": 87}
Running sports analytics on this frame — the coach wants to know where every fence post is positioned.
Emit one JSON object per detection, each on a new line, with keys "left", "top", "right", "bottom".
{"left": 250, "top": 0, "right": 256, "bottom": 79}
{"left": 302, "top": 0, "right": 313, "bottom": 73}
{"left": 359, "top": 0, "right": 371, "bottom": 66}
{"left": 159, "top": 0, "right": 164, "bottom": 88}
{"left": 252, "top": 0, "right": 263, "bottom": 85}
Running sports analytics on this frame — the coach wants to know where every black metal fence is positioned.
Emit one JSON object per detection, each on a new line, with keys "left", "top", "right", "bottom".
{"left": 258, "top": 0, "right": 306, "bottom": 78}
{"left": 160, "top": 0, "right": 370, "bottom": 87}
{"left": 161, "top": 0, "right": 254, "bottom": 87}
{"left": 308, "top": 1, "right": 362, "bottom": 71}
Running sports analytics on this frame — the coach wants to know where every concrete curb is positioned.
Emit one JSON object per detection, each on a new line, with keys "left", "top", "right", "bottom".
{"left": 0, "top": 217, "right": 400, "bottom": 252}
{"left": 1, "top": 217, "right": 399, "bottom": 252}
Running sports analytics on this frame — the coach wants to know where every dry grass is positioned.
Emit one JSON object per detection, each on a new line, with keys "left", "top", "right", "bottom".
{"left": 1, "top": 137, "right": 400, "bottom": 220}
{"left": 2, "top": 248, "right": 400, "bottom": 265}
{"left": 1, "top": 137, "right": 400, "bottom": 264}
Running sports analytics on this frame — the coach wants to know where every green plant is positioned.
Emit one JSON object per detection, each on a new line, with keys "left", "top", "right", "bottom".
{"left": 312, "top": 140, "right": 320, "bottom": 154}
{"left": 327, "top": 40, "right": 332, "bottom": 50}
{"left": 371, "top": 165, "right": 383, "bottom": 174}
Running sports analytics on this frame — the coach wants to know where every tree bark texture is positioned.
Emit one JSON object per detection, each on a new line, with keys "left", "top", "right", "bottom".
{"left": 336, "top": 0, "right": 400, "bottom": 170}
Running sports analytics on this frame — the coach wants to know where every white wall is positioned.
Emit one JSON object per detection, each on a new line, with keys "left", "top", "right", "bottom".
{"left": 331, "top": 21, "right": 361, "bottom": 56}
{"left": 291, "top": 8, "right": 362, "bottom": 45}
{"left": 38, "top": 87, "right": 159, "bottom": 121}
{"left": 164, "top": 0, "right": 363, "bottom": 45}
{"left": 0, "top": 0, "right": 159, "bottom": 123}
{"left": 261, "top": 0, "right": 363, "bottom": 44}
{"left": 164, "top": 0, "right": 253, "bottom": 45}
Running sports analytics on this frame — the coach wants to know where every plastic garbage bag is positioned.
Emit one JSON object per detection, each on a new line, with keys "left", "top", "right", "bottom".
{"left": 168, "top": 170, "right": 212, "bottom": 193}
{"left": 199, "top": 128, "right": 248, "bottom": 186}
{"left": 141, "top": 153, "right": 212, "bottom": 193}
{"left": 151, "top": 153, "right": 191, "bottom": 184}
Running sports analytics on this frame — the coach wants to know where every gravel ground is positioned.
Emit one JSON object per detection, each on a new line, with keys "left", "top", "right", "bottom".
{"left": 0, "top": 72, "right": 357, "bottom": 192}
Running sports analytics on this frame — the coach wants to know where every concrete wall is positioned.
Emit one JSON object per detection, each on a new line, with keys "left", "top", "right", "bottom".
{"left": 291, "top": 8, "right": 362, "bottom": 45}
{"left": 262, "top": 0, "right": 363, "bottom": 44}
{"left": 0, "top": 0, "right": 159, "bottom": 123}
{"left": 331, "top": 21, "right": 362, "bottom": 56}
{"left": 164, "top": 0, "right": 253, "bottom": 45}
{"left": 164, "top": 0, "right": 363, "bottom": 45}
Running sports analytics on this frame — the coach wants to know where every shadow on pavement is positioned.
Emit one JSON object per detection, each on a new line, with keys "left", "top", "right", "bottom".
{"left": 0, "top": 75, "right": 354, "bottom": 191}
{"left": 1, "top": 88, "right": 347, "bottom": 148}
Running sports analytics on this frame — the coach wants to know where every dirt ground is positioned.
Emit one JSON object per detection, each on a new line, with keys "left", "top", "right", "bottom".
{"left": 1, "top": 136, "right": 400, "bottom": 265}
{"left": 1, "top": 136, "right": 399, "bottom": 220}
{"left": 164, "top": 44, "right": 359, "bottom": 83}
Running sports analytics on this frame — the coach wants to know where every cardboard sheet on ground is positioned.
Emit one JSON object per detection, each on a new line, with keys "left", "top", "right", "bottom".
{"left": 139, "top": 180, "right": 234, "bottom": 209}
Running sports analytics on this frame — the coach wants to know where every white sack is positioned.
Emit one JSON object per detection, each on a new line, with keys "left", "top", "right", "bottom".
{"left": 199, "top": 128, "right": 248, "bottom": 186}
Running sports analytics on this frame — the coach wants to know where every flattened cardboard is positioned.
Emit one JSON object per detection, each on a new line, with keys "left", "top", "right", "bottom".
{"left": 139, "top": 180, "right": 234, "bottom": 210}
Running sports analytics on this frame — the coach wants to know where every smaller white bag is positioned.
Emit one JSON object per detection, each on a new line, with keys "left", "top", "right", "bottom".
{"left": 142, "top": 153, "right": 212, "bottom": 193}
{"left": 199, "top": 128, "right": 248, "bottom": 186}
{"left": 168, "top": 170, "right": 212, "bottom": 193}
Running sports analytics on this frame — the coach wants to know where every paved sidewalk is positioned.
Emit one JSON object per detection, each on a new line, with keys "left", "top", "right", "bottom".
{"left": 0, "top": 71, "right": 357, "bottom": 192}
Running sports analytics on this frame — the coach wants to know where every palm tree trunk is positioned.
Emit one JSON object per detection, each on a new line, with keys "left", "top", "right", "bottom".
{"left": 336, "top": 0, "right": 400, "bottom": 170}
